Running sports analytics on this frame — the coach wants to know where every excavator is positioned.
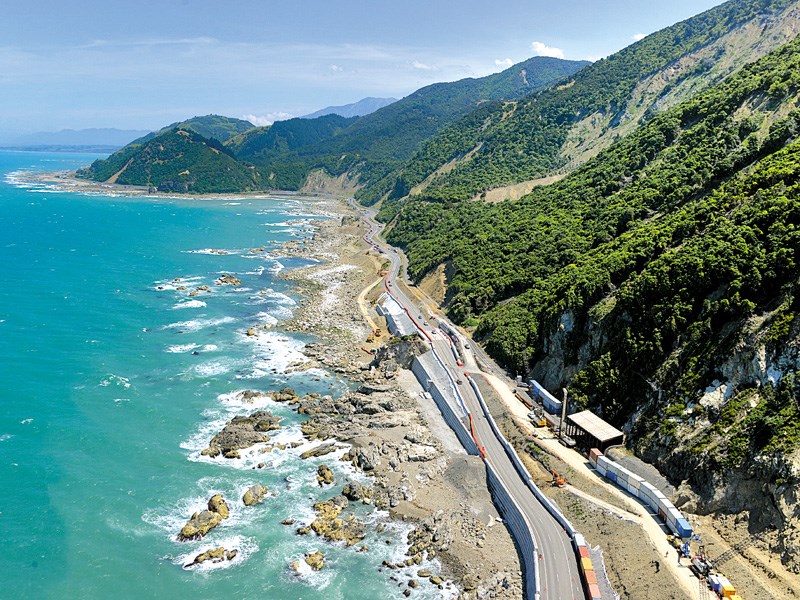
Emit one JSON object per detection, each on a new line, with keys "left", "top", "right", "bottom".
{"left": 551, "top": 469, "right": 566, "bottom": 488}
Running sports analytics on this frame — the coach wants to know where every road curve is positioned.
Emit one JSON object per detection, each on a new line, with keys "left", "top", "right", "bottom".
{"left": 358, "top": 205, "right": 584, "bottom": 599}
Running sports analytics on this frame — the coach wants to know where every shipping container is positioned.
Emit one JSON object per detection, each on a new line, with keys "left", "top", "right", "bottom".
{"left": 607, "top": 471, "right": 617, "bottom": 483}
{"left": 584, "top": 569, "right": 598, "bottom": 585}
{"left": 658, "top": 507, "right": 667, "bottom": 522}
{"left": 675, "top": 518, "right": 693, "bottom": 539}
{"left": 722, "top": 585, "right": 736, "bottom": 598}
{"left": 597, "top": 455, "right": 611, "bottom": 468}
{"left": 595, "top": 464, "right": 607, "bottom": 477}
{"left": 589, "top": 448, "right": 602, "bottom": 463}
{"left": 626, "top": 483, "right": 639, "bottom": 497}
{"left": 578, "top": 546, "right": 590, "bottom": 559}
{"left": 588, "top": 582, "right": 602, "bottom": 600}
{"left": 573, "top": 533, "right": 586, "bottom": 548}
{"left": 708, "top": 575, "right": 720, "bottom": 593}
{"left": 581, "top": 557, "right": 593, "bottom": 571}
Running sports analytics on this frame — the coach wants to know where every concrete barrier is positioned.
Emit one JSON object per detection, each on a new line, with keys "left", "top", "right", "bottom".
{"left": 411, "top": 353, "right": 479, "bottom": 456}
{"left": 485, "top": 463, "right": 541, "bottom": 600}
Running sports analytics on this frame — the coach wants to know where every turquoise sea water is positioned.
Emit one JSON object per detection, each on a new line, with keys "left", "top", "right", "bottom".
{"left": 0, "top": 152, "right": 447, "bottom": 599}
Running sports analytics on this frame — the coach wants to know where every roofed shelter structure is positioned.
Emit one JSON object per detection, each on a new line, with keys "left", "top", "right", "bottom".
{"left": 563, "top": 410, "right": 624, "bottom": 451}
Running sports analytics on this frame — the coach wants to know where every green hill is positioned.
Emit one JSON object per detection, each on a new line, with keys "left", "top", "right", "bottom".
{"left": 374, "top": 0, "right": 800, "bottom": 210}
{"left": 78, "top": 128, "right": 262, "bottom": 193}
{"left": 386, "top": 24, "right": 800, "bottom": 563}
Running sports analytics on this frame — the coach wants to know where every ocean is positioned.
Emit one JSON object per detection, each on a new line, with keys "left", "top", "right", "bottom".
{"left": 0, "top": 151, "right": 446, "bottom": 599}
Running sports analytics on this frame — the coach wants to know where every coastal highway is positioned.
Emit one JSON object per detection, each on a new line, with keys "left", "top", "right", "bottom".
{"left": 358, "top": 205, "right": 584, "bottom": 599}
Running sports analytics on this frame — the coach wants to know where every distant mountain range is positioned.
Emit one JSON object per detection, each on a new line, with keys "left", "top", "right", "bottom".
{"left": 1, "top": 128, "right": 151, "bottom": 149}
{"left": 301, "top": 97, "right": 397, "bottom": 119}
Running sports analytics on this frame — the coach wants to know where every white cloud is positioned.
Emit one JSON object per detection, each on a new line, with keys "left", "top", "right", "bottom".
{"left": 530, "top": 41, "right": 564, "bottom": 59}
{"left": 495, "top": 58, "right": 513, "bottom": 69}
{"left": 411, "top": 60, "right": 436, "bottom": 71}
{"left": 632, "top": 33, "right": 647, "bottom": 41}
{"left": 329, "top": 64, "right": 343, "bottom": 72}
{"left": 241, "top": 112, "right": 294, "bottom": 127}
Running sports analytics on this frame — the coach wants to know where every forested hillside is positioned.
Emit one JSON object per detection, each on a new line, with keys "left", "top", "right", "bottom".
{"left": 372, "top": 0, "right": 800, "bottom": 210}
{"left": 386, "top": 29, "right": 800, "bottom": 563}
{"left": 78, "top": 128, "right": 262, "bottom": 193}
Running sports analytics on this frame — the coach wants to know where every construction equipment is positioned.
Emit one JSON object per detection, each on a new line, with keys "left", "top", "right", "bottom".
{"left": 551, "top": 470, "right": 566, "bottom": 488}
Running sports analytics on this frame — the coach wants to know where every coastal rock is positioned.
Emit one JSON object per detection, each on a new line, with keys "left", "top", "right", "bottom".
{"left": 242, "top": 484, "right": 268, "bottom": 506}
{"left": 300, "top": 443, "right": 337, "bottom": 460}
{"left": 342, "top": 481, "right": 372, "bottom": 502}
{"left": 304, "top": 550, "right": 325, "bottom": 571}
{"left": 208, "top": 494, "right": 230, "bottom": 518}
{"left": 186, "top": 546, "right": 238, "bottom": 567}
{"left": 215, "top": 274, "right": 241, "bottom": 286}
{"left": 238, "top": 390, "right": 267, "bottom": 403}
{"left": 317, "top": 464, "right": 334, "bottom": 486}
{"left": 177, "top": 510, "right": 223, "bottom": 541}
{"left": 201, "top": 410, "right": 282, "bottom": 458}
{"left": 308, "top": 496, "right": 366, "bottom": 546}
{"left": 272, "top": 387, "right": 300, "bottom": 403}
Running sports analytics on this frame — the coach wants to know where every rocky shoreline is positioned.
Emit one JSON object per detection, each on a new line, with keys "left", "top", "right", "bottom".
{"left": 270, "top": 197, "right": 523, "bottom": 599}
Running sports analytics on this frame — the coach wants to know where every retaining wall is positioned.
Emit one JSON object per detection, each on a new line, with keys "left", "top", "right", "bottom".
{"left": 411, "top": 353, "right": 479, "bottom": 456}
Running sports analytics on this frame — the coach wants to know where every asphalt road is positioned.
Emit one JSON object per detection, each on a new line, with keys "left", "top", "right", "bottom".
{"left": 359, "top": 207, "right": 584, "bottom": 599}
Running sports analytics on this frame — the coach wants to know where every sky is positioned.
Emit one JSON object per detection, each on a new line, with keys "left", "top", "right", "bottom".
{"left": 0, "top": 0, "right": 726, "bottom": 138}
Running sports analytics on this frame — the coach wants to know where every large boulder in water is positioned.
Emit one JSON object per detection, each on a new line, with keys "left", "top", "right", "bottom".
{"left": 242, "top": 484, "right": 268, "bottom": 506}
{"left": 216, "top": 274, "right": 241, "bottom": 286}
{"left": 177, "top": 510, "right": 223, "bottom": 541}
{"left": 201, "top": 410, "right": 282, "bottom": 458}
{"left": 186, "top": 546, "right": 238, "bottom": 567}
{"left": 304, "top": 550, "right": 325, "bottom": 571}
{"left": 317, "top": 464, "right": 334, "bottom": 486}
{"left": 208, "top": 494, "right": 230, "bottom": 518}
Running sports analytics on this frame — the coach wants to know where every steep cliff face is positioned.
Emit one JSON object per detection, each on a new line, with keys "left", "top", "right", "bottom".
{"left": 533, "top": 297, "right": 800, "bottom": 569}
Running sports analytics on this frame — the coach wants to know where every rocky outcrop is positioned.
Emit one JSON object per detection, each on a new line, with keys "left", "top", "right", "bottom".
{"left": 342, "top": 481, "right": 372, "bottom": 503}
{"left": 304, "top": 550, "right": 325, "bottom": 571}
{"left": 300, "top": 495, "right": 366, "bottom": 546}
{"left": 177, "top": 494, "right": 231, "bottom": 541}
{"left": 317, "top": 464, "right": 334, "bottom": 486}
{"left": 300, "top": 443, "right": 337, "bottom": 459}
{"left": 186, "top": 546, "right": 238, "bottom": 567}
{"left": 242, "top": 484, "right": 268, "bottom": 506}
{"left": 207, "top": 494, "right": 230, "bottom": 518}
{"left": 215, "top": 274, "right": 241, "bottom": 286}
{"left": 201, "top": 410, "right": 281, "bottom": 459}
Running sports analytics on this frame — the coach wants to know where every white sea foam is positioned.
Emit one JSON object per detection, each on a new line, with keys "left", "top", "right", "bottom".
{"left": 165, "top": 343, "right": 200, "bottom": 353}
{"left": 192, "top": 358, "right": 240, "bottom": 377}
{"left": 183, "top": 248, "right": 239, "bottom": 255}
{"left": 99, "top": 374, "right": 131, "bottom": 388}
{"left": 201, "top": 344, "right": 219, "bottom": 352}
{"left": 171, "top": 300, "right": 207, "bottom": 310}
{"left": 20, "top": 418, "right": 33, "bottom": 424}
{"left": 0, "top": 434, "right": 12, "bottom": 442}
{"left": 162, "top": 316, "right": 237, "bottom": 332}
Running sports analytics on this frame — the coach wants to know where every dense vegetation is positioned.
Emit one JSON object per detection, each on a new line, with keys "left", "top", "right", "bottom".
{"left": 374, "top": 0, "right": 797, "bottom": 210}
{"left": 81, "top": 115, "right": 257, "bottom": 188}
{"left": 79, "top": 128, "right": 262, "bottom": 193}
{"left": 386, "top": 31, "right": 800, "bottom": 449}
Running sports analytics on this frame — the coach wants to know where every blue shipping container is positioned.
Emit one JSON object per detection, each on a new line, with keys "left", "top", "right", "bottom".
{"left": 606, "top": 472, "right": 617, "bottom": 483}
{"left": 675, "top": 518, "right": 693, "bottom": 539}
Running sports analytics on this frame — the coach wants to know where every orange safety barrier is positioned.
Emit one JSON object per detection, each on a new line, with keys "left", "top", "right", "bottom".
{"left": 468, "top": 414, "right": 487, "bottom": 459}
